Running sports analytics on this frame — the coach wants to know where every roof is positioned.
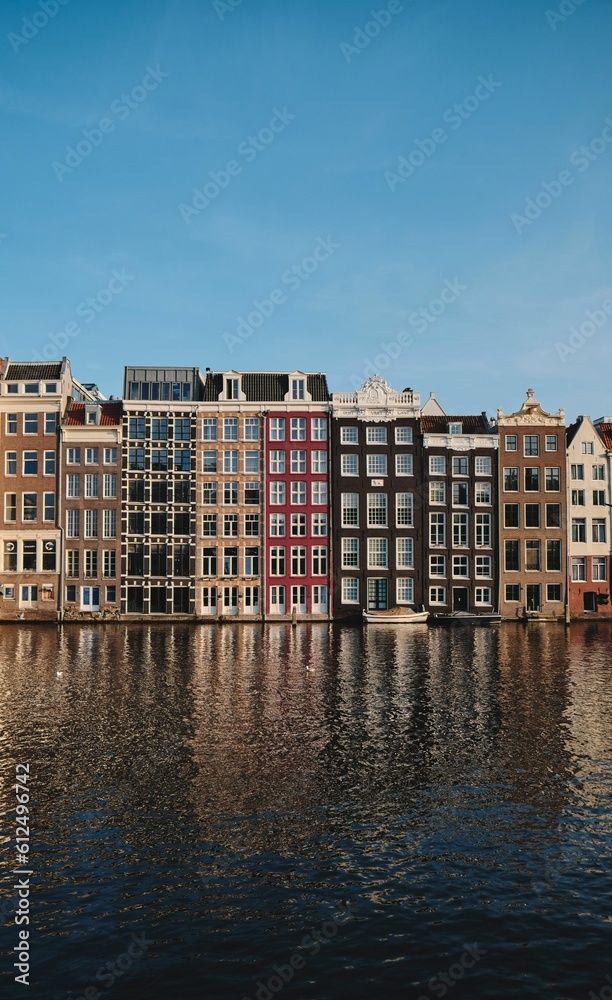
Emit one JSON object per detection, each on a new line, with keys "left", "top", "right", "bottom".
{"left": 63, "top": 402, "right": 122, "bottom": 426}
{"left": 421, "top": 414, "right": 492, "bottom": 434}
{"left": 596, "top": 423, "right": 612, "bottom": 451}
{"left": 4, "top": 362, "right": 63, "bottom": 381}
{"left": 202, "top": 372, "right": 329, "bottom": 402}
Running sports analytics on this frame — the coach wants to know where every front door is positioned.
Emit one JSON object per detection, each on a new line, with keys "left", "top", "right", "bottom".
{"left": 367, "top": 578, "right": 388, "bottom": 610}
{"left": 584, "top": 591, "right": 598, "bottom": 612}
{"left": 81, "top": 586, "right": 100, "bottom": 612}
{"left": 452, "top": 587, "right": 469, "bottom": 612}
{"left": 526, "top": 584, "right": 541, "bottom": 611}
{"left": 19, "top": 585, "right": 38, "bottom": 608}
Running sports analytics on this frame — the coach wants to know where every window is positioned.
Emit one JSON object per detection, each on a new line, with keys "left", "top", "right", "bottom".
{"left": 366, "top": 426, "right": 387, "bottom": 444}
{"left": 342, "top": 454, "right": 359, "bottom": 476}
{"left": 128, "top": 511, "right": 144, "bottom": 535}
{"left": 5, "top": 413, "right": 17, "bottom": 434}
{"left": 291, "top": 482, "right": 307, "bottom": 505}
{"left": 505, "top": 540, "right": 520, "bottom": 572}
{"left": 547, "top": 584, "right": 562, "bottom": 601}
{"left": 245, "top": 482, "right": 260, "bottom": 505}
{"left": 290, "top": 418, "right": 306, "bottom": 441}
{"left": 593, "top": 465, "right": 606, "bottom": 480}
{"left": 23, "top": 494, "right": 37, "bottom": 521}
{"left": 45, "top": 413, "right": 57, "bottom": 435}
{"left": 430, "top": 512, "right": 445, "bottom": 545}
{"left": 312, "top": 547, "right": 327, "bottom": 575}
{"left": 175, "top": 481, "right": 191, "bottom": 504}
{"left": 545, "top": 467, "right": 561, "bottom": 491}
{"left": 3, "top": 541, "right": 17, "bottom": 572}
{"left": 448, "top": 422, "right": 462, "bottom": 435}
{"left": 312, "top": 482, "right": 327, "bottom": 506}
{"left": 311, "top": 450, "right": 327, "bottom": 474}
{"left": 504, "top": 468, "right": 518, "bottom": 491}
{"left": 175, "top": 418, "right": 191, "bottom": 441}
{"left": 397, "top": 578, "right": 414, "bottom": 604}
{"left": 222, "top": 547, "right": 238, "bottom": 577}
{"left": 291, "top": 450, "right": 307, "bottom": 474}
{"left": 291, "top": 514, "right": 307, "bottom": 536}
{"left": 429, "top": 455, "right": 446, "bottom": 475}
{"left": 367, "top": 538, "right": 388, "bottom": 569}
{"left": 367, "top": 454, "right": 387, "bottom": 476}
{"left": 202, "top": 482, "right": 217, "bottom": 505}
{"left": 66, "top": 510, "right": 80, "bottom": 538}
{"left": 504, "top": 503, "right": 520, "bottom": 528}
{"left": 202, "top": 450, "right": 217, "bottom": 473}
{"left": 452, "top": 457, "right": 468, "bottom": 476}
{"left": 270, "top": 513, "right": 285, "bottom": 536}
{"left": 429, "top": 587, "right": 446, "bottom": 605}
{"left": 223, "top": 482, "right": 238, "bottom": 505}
{"left": 43, "top": 493, "right": 55, "bottom": 522}
{"left": 225, "top": 378, "right": 239, "bottom": 399}
{"left": 103, "top": 474, "right": 117, "bottom": 498}
{"left": 44, "top": 543, "right": 57, "bottom": 571}
{"left": 475, "top": 482, "right": 491, "bottom": 505}
{"left": 270, "top": 584, "right": 286, "bottom": 610}
{"left": 84, "top": 551, "right": 98, "bottom": 578}
{"left": 475, "top": 587, "right": 492, "bottom": 605}
{"left": 24, "top": 413, "right": 38, "bottom": 435}
{"left": 152, "top": 418, "right": 168, "bottom": 441}
{"left": 85, "top": 474, "right": 99, "bottom": 499}
{"left": 340, "top": 426, "right": 358, "bottom": 444}
{"left": 525, "top": 539, "right": 541, "bottom": 571}
{"left": 202, "top": 418, "right": 217, "bottom": 441}
{"left": 572, "top": 518, "right": 587, "bottom": 543}
{"left": 4, "top": 493, "right": 16, "bottom": 522}
{"left": 291, "top": 378, "right": 306, "bottom": 400}
{"left": 572, "top": 490, "right": 585, "bottom": 506}
{"left": 525, "top": 468, "right": 540, "bottom": 491}
{"left": 342, "top": 578, "right": 359, "bottom": 603}
{"left": 291, "top": 547, "right": 307, "bottom": 575}
{"left": 593, "top": 519, "right": 607, "bottom": 543}
{"left": 453, "top": 482, "right": 468, "bottom": 506}
{"left": 223, "top": 451, "right": 238, "bottom": 474}
{"left": 312, "top": 417, "right": 327, "bottom": 441}
{"left": 244, "top": 547, "right": 259, "bottom": 576}
{"left": 430, "top": 481, "right": 446, "bottom": 504}
{"left": 475, "top": 555, "right": 491, "bottom": 577}
{"left": 396, "top": 493, "right": 413, "bottom": 527}
{"left": 223, "top": 417, "right": 238, "bottom": 441}
{"left": 270, "top": 482, "right": 286, "bottom": 505}
{"left": 396, "top": 454, "right": 413, "bottom": 476}
{"left": 546, "top": 503, "right": 561, "bottom": 527}
{"left": 103, "top": 551, "right": 116, "bottom": 578}
{"left": 475, "top": 513, "right": 491, "bottom": 547}
{"left": 453, "top": 513, "right": 468, "bottom": 547}
{"left": 129, "top": 417, "right": 145, "bottom": 440}
{"left": 341, "top": 493, "right": 359, "bottom": 526}
{"left": 151, "top": 481, "right": 167, "bottom": 503}
{"left": 151, "top": 449, "right": 168, "bottom": 472}
{"left": 341, "top": 538, "right": 359, "bottom": 568}
{"left": 390, "top": 425, "right": 413, "bottom": 445}
{"left": 129, "top": 448, "right": 145, "bottom": 471}
{"left": 505, "top": 584, "right": 521, "bottom": 602}
{"left": 5, "top": 452, "right": 17, "bottom": 476}
{"left": 571, "top": 557, "right": 586, "bottom": 582}
{"left": 571, "top": 464, "right": 585, "bottom": 480}
{"left": 524, "top": 435, "right": 539, "bottom": 456}
{"left": 151, "top": 512, "right": 167, "bottom": 534}
{"left": 244, "top": 451, "right": 259, "bottom": 474}
{"left": 84, "top": 510, "right": 99, "bottom": 538}
{"left": 368, "top": 493, "right": 388, "bottom": 527}
{"left": 593, "top": 557, "right": 607, "bottom": 581}
{"left": 270, "top": 417, "right": 285, "bottom": 441}
{"left": 452, "top": 555, "right": 469, "bottom": 577}
{"left": 269, "top": 450, "right": 286, "bottom": 474}
{"left": 270, "top": 547, "right": 286, "bottom": 575}
{"left": 545, "top": 435, "right": 558, "bottom": 452}
{"left": 581, "top": 441, "right": 594, "bottom": 455}
{"left": 202, "top": 547, "right": 217, "bottom": 576}
{"left": 174, "top": 449, "right": 191, "bottom": 472}
{"left": 546, "top": 539, "right": 562, "bottom": 571}
{"left": 396, "top": 537, "right": 414, "bottom": 569}
{"left": 66, "top": 474, "right": 80, "bottom": 498}
{"left": 23, "top": 452, "right": 38, "bottom": 475}
{"left": 66, "top": 551, "right": 79, "bottom": 578}
{"left": 202, "top": 513, "right": 217, "bottom": 537}
{"left": 172, "top": 512, "right": 189, "bottom": 535}
{"left": 242, "top": 417, "right": 259, "bottom": 441}
{"left": 525, "top": 504, "right": 540, "bottom": 527}
{"left": 505, "top": 435, "right": 517, "bottom": 451}
{"left": 312, "top": 513, "right": 328, "bottom": 536}
{"left": 593, "top": 490, "right": 607, "bottom": 506}
{"left": 475, "top": 456, "right": 492, "bottom": 475}
{"left": 430, "top": 555, "right": 446, "bottom": 577}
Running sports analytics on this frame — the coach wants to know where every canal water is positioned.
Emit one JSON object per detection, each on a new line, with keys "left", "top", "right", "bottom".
{"left": 0, "top": 623, "right": 611, "bottom": 1000}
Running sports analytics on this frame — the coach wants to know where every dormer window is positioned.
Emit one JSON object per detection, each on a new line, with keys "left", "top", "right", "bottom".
{"left": 448, "top": 422, "right": 462, "bottom": 435}
{"left": 24, "top": 383, "right": 39, "bottom": 394}
{"left": 226, "top": 378, "right": 240, "bottom": 400}
{"left": 85, "top": 404, "right": 101, "bottom": 426}
{"left": 291, "top": 378, "right": 305, "bottom": 401}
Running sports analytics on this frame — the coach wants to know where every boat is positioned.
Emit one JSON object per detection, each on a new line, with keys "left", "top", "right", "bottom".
{"left": 363, "top": 607, "right": 429, "bottom": 624}
{"left": 431, "top": 611, "right": 501, "bottom": 625}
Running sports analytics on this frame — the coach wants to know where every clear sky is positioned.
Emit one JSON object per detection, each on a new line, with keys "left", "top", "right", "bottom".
{"left": 1, "top": 0, "right": 611, "bottom": 419}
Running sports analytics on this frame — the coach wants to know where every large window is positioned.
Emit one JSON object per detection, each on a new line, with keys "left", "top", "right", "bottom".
{"left": 452, "top": 513, "right": 468, "bottom": 547}
{"left": 342, "top": 578, "right": 359, "bottom": 603}
{"left": 475, "top": 513, "right": 491, "bottom": 547}
{"left": 524, "top": 435, "right": 539, "bottom": 456}
{"left": 593, "top": 519, "right": 607, "bottom": 543}
{"left": 340, "top": 426, "right": 358, "bottom": 445}
{"left": 546, "top": 503, "right": 561, "bottom": 527}
{"left": 291, "top": 547, "right": 307, "bottom": 575}
{"left": 367, "top": 538, "right": 388, "bottom": 569}
{"left": 571, "top": 557, "right": 586, "bottom": 582}
{"left": 396, "top": 537, "right": 414, "bottom": 569}
{"left": 270, "top": 547, "right": 285, "bottom": 576}
{"left": 341, "top": 454, "right": 358, "bottom": 476}
{"left": 571, "top": 518, "right": 587, "bottom": 543}
{"left": 270, "top": 417, "right": 285, "bottom": 441}
{"left": 367, "top": 494, "right": 388, "bottom": 527}
{"left": 396, "top": 454, "right": 413, "bottom": 475}
{"left": 504, "top": 468, "right": 518, "bottom": 491}
{"left": 524, "top": 468, "right": 540, "bottom": 491}
{"left": 290, "top": 418, "right": 306, "bottom": 441}
{"left": 396, "top": 493, "right": 413, "bottom": 527}
{"left": 291, "top": 482, "right": 307, "bottom": 505}
{"left": 341, "top": 538, "right": 359, "bottom": 568}
{"left": 505, "top": 540, "right": 519, "bottom": 572}
{"left": 270, "top": 450, "right": 286, "bottom": 474}
{"left": 429, "top": 455, "right": 446, "bottom": 475}
{"left": 546, "top": 540, "right": 562, "bottom": 572}
{"left": 291, "top": 450, "right": 307, "bottom": 474}
{"left": 397, "top": 578, "right": 414, "bottom": 604}
{"left": 341, "top": 493, "right": 359, "bottom": 527}
{"left": 366, "top": 426, "right": 387, "bottom": 444}
{"left": 430, "top": 513, "right": 445, "bottom": 546}
{"left": 545, "top": 467, "right": 561, "bottom": 491}
{"left": 525, "top": 539, "right": 541, "bottom": 571}
{"left": 367, "top": 454, "right": 387, "bottom": 477}
{"left": 430, "top": 482, "right": 446, "bottom": 504}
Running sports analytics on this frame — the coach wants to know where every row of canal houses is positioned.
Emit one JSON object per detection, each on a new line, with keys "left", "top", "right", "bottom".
{"left": 1, "top": 357, "right": 611, "bottom": 622}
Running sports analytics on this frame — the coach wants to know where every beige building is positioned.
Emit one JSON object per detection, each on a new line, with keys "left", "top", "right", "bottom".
{"left": 567, "top": 416, "right": 611, "bottom": 617}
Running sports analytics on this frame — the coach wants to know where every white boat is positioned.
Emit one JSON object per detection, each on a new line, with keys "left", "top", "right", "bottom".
{"left": 432, "top": 611, "right": 501, "bottom": 625}
{"left": 363, "top": 607, "right": 429, "bottom": 624}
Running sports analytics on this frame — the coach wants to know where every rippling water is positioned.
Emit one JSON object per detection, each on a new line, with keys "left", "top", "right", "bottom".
{"left": 1, "top": 622, "right": 611, "bottom": 999}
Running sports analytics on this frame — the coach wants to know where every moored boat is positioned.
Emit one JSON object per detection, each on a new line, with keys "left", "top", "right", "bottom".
{"left": 431, "top": 611, "right": 501, "bottom": 625}
{"left": 363, "top": 607, "right": 429, "bottom": 624}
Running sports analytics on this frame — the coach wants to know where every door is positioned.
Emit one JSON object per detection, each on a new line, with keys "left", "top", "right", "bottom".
{"left": 81, "top": 586, "right": 100, "bottom": 612}
{"left": 312, "top": 585, "right": 328, "bottom": 615}
{"left": 526, "top": 584, "right": 541, "bottom": 611}
{"left": 244, "top": 586, "right": 260, "bottom": 614}
{"left": 584, "top": 591, "right": 598, "bottom": 612}
{"left": 367, "top": 578, "right": 388, "bottom": 610}
{"left": 19, "top": 585, "right": 38, "bottom": 608}
{"left": 452, "top": 587, "right": 469, "bottom": 612}
{"left": 291, "top": 585, "right": 307, "bottom": 614}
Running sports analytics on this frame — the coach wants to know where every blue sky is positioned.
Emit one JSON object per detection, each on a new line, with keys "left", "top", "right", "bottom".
{"left": 1, "top": 0, "right": 611, "bottom": 418}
